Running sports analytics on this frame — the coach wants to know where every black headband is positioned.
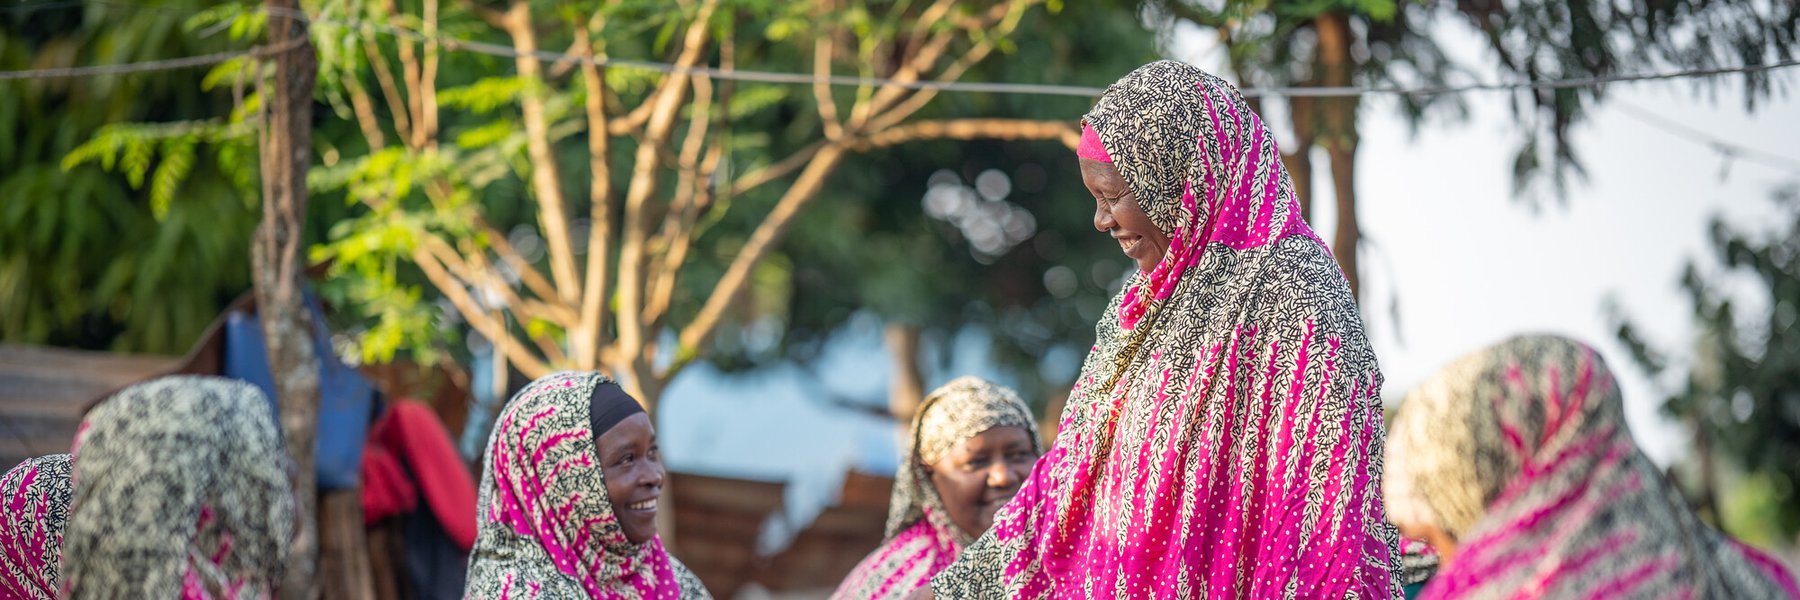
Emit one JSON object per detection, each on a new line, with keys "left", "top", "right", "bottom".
{"left": 588, "top": 381, "right": 645, "bottom": 437}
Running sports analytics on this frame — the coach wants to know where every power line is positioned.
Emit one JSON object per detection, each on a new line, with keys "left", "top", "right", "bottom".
{"left": 1612, "top": 100, "right": 1800, "bottom": 176}
{"left": 1, "top": 0, "right": 1798, "bottom": 100}
{"left": 0, "top": 36, "right": 305, "bottom": 80}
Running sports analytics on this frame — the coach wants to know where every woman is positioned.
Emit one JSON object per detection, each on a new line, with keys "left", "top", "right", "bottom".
{"left": 833, "top": 376, "right": 1043, "bottom": 600}
{"left": 1, "top": 453, "right": 73, "bottom": 599}
{"left": 927, "top": 60, "right": 1401, "bottom": 598}
{"left": 1384, "top": 335, "right": 1800, "bottom": 599}
{"left": 464, "top": 371, "right": 709, "bottom": 599}
{"left": 59, "top": 376, "right": 296, "bottom": 598}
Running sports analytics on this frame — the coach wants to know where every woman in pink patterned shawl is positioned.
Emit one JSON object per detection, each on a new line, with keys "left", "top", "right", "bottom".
{"left": 926, "top": 60, "right": 1402, "bottom": 598}
{"left": 1384, "top": 335, "right": 1800, "bottom": 599}
{"left": 464, "top": 371, "right": 709, "bottom": 599}
{"left": 1, "top": 453, "right": 73, "bottom": 599}
{"left": 832, "top": 376, "right": 1042, "bottom": 600}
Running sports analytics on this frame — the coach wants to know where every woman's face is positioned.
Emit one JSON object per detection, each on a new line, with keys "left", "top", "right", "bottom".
{"left": 597, "top": 412, "right": 664, "bottom": 545}
{"left": 1081, "top": 157, "right": 1169, "bottom": 273}
{"left": 1397, "top": 520, "right": 1457, "bottom": 568}
{"left": 925, "top": 426, "right": 1038, "bottom": 538}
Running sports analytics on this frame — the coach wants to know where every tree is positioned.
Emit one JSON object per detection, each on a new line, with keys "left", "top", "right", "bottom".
{"left": 1614, "top": 182, "right": 1800, "bottom": 543}
{"left": 254, "top": 0, "right": 327, "bottom": 596}
{"left": 0, "top": 1, "right": 266, "bottom": 354}
{"left": 692, "top": 0, "right": 1164, "bottom": 420}
{"left": 1151, "top": 0, "right": 1799, "bottom": 300}
{"left": 294, "top": 0, "right": 1080, "bottom": 413}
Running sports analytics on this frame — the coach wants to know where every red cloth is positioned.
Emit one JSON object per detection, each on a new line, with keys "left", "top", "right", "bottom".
{"left": 360, "top": 400, "right": 477, "bottom": 550}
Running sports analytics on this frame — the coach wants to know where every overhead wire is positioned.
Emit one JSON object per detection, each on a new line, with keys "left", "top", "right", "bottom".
{"left": 1, "top": 0, "right": 1795, "bottom": 100}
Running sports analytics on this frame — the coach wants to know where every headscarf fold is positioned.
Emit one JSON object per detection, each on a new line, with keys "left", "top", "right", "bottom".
{"left": 464, "top": 371, "right": 709, "bottom": 600}
{"left": 1385, "top": 335, "right": 1800, "bottom": 599}
{"left": 1, "top": 453, "right": 73, "bottom": 599}
{"left": 932, "top": 60, "right": 1401, "bottom": 599}
{"left": 60, "top": 375, "right": 295, "bottom": 599}
{"left": 832, "top": 377, "right": 1042, "bottom": 600}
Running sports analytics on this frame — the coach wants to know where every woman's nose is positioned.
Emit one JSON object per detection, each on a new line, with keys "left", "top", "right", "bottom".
{"left": 987, "top": 461, "right": 1017, "bottom": 488}
{"left": 1094, "top": 202, "right": 1114, "bottom": 232}
{"left": 644, "top": 462, "right": 666, "bottom": 488}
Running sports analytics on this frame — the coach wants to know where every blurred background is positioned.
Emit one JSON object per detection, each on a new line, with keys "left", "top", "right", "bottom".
{"left": 2, "top": 0, "right": 1796, "bottom": 597}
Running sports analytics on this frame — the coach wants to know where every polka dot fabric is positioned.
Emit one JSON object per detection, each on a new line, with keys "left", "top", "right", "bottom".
{"left": 930, "top": 60, "right": 1401, "bottom": 599}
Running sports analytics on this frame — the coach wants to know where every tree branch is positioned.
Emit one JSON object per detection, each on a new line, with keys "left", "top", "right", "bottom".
{"left": 605, "top": 98, "right": 656, "bottom": 136}
{"left": 863, "top": 2, "right": 1028, "bottom": 133}
{"left": 856, "top": 2, "right": 1021, "bottom": 131}
{"left": 425, "top": 235, "right": 575, "bottom": 327}
{"left": 643, "top": 72, "right": 716, "bottom": 329}
{"left": 814, "top": 32, "right": 844, "bottom": 141}
{"left": 343, "top": 71, "right": 387, "bottom": 151}
{"left": 502, "top": 1, "right": 581, "bottom": 305}
{"left": 473, "top": 215, "right": 562, "bottom": 304}
{"left": 852, "top": 118, "right": 1078, "bottom": 150}
{"left": 383, "top": 0, "right": 426, "bottom": 149}
{"left": 575, "top": 24, "right": 613, "bottom": 370}
{"left": 361, "top": 30, "right": 413, "bottom": 144}
{"left": 455, "top": 0, "right": 507, "bottom": 29}
{"left": 673, "top": 144, "right": 847, "bottom": 373}
{"left": 729, "top": 140, "right": 827, "bottom": 196}
{"left": 616, "top": 0, "right": 718, "bottom": 372}
{"left": 417, "top": 0, "right": 440, "bottom": 148}
{"left": 412, "top": 235, "right": 552, "bottom": 379}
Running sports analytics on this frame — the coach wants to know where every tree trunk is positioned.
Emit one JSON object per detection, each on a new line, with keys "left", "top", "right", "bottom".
{"left": 885, "top": 323, "right": 925, "bottom": 422}
{"left": 255, "top": 1, "right": 321, "bottom": 597}
{"left": 1694, "top": 416, "right": 1720, "bottom": 523}
{"left": 1282, "top": 95, "right": 1317, "bottom": 225}
{"left": 1315, "top": 11, "right": 1362, "bottom": 302}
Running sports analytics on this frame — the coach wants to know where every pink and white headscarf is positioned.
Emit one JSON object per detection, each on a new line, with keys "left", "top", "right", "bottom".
{"left": 932, "top": 60, "right": 1401, "bottom": 599}
{"left": 1386, "top": 335, "right": 1800, "bottom": 599}
{"left": 464, "top": 371, "right": 709, "bottom": 600}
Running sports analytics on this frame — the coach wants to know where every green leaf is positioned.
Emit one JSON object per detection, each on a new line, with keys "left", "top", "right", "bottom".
{"left": 123, "top": 139, "right": 153, "bottom": 189}
{"left": 149, "top": 140, "right": 195, "bottom": 220}
{"left": 455, "top": 119, "right": 517, "bottom": 149}
{"left": 438, "top": 77, "right": 531, "bottom": 114}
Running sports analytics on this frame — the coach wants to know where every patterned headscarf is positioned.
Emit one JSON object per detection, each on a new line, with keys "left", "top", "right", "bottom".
{"left": 933, "top": 60, "right": 1402, "bottom": 598}
{"left": 1385, "top": 335, "right": 1800, "bottom": 599}
{"left": 464, "top": 371, "right": 710, "bottom": 599}
{"left": 60, "top": 376, "right": 295, "bottom": 599}
{"left": 1, "top": 454, "right": 73, "bottom": 599}
{"left": 832, "top": 377, "right": 1042, "bottom": 600}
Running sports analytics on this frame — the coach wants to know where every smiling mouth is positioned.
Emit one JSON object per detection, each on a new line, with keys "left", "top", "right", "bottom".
{"left": 1116, "top": 235, "right": 1143, "bottom": 254}
{"left": 624, "top": 499, "right": 658, "bottom": 511}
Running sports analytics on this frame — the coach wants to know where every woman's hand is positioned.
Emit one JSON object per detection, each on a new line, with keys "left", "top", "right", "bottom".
{"left": 905, "top": 586, "right": 936, "bottom": 600}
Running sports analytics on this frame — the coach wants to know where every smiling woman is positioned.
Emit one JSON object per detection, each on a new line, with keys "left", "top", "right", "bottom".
{"left": 924, "top": 60, "right": 1403, "bottom": 599}
{"left": 830, "top": 377, "right": 1042, "bottom": 600}
{"left": 464, "top": 372, "right": 711, "bottom": 599}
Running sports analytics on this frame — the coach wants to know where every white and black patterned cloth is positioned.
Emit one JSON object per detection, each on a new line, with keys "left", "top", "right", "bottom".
{"left": 930, "top": 60, "right": 1402, "bottom": 599}
{"left": 60, "top": 375, "right": 295, "bottom": 599}
{"left": 1, "top": 453, "right": 73, "bottom": 599}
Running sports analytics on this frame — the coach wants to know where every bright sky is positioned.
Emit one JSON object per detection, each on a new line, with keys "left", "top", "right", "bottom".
{"left": 1171, "top": 20, "right": 1800, "bottom": 466}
